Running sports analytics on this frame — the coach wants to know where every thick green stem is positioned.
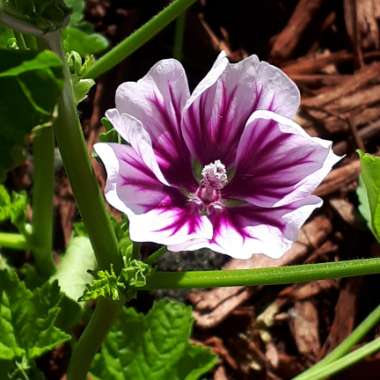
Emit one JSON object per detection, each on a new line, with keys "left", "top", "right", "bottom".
{"left": 293, "top": 338, "right": 380, "bottom": 380}
{"left": 173, "top": 12, "right": 186, "bottom": 60}
{"left": 45, "top": 31, "right": 123, "bottom": 380}
{"left": 67, "top": 298, "right": 123, "bottom": 380}
{"left": 294, "top": 303, "right": 380, "bottom": 379}
{"left": 46, "top": 31, "right": 121, "bottom": 272}
{"left": 0, "top": 232, "right": 29, "bottom": 250}
{"left": 31, "top": 126, "right": 55, "bottom": 276}
{"left": 147, "top": 258, "right": 380, "bottom": 289}
{"left": 84, "top": 0, "right": 197, "bottom": 79}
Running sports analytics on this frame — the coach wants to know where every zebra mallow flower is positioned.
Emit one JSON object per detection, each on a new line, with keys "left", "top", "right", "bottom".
{"left": 94, "top": 52, "right": 341, "bottom": 260}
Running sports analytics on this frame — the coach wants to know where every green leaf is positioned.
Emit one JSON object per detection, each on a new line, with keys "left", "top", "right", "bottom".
{"left": 51, "top": 236, "right": 97, "bottom": 302}
{"left": 1, "top": 0, "right": 71, "bottom": 32}
{"left": 63, "top": 27, "right": 108, "bottom": 56}
{"left": 0, "top": 185, "right": 27, "bottom": 231}
{"left": 0, "top": 49, "right": 63, "bottom": 181}
{"left": 0, "top": 269, "right": 70, "bottom": 361}
{"left": 73, "top": 78, "right": 95, "bottom": 104}
{"left": 0, "top": 26, "right": 15, "bottom": 49}
{"left": 64, "top": 0, "right": 84, "bottom": 26}
{"left": 99, "top": 117, "right": 121, "bottom": 144}
{"left": 357, "top": 151, "right": 380, "bottom": 241}
{"left": 91, "top": 299, "right": 217, "bottom": 380}
{"left": 171, "top": 344, "right": 219, "bottom": 380}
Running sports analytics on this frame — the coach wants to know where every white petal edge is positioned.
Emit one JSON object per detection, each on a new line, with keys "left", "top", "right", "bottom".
{"left": 236, "top": 110, "right": 343, "bottom": 207}
{"left": 105, "top": 108, "right": 169, "bottom": 186}
{"left": 129, "top": 209, "right": 213, "bottom": 247}
{"left": 169, "top": 196, "right": 323, "bottom": 259}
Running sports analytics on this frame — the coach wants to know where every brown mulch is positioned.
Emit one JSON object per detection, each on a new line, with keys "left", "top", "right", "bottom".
{"left": 8, "top": 0, "right": 380, "bottom": 379}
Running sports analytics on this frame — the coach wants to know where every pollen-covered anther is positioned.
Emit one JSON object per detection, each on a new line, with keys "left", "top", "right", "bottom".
{"left": 200, "top": 160, "right": 228, "bottom": 189}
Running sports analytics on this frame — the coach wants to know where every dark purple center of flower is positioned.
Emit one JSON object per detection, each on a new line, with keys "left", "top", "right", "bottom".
{"left": 190, "top": 160, "right": 228, "bottom": 214}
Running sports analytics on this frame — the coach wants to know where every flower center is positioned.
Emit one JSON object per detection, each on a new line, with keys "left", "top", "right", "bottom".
{"left": 190, "top": 160, "right": 228, "bottom": 212}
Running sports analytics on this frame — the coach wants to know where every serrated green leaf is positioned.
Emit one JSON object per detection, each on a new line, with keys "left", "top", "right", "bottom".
{"left": 0, "top": 49, "right": 63, "bottom": 181}
{"left": 91, "top": 299, "right": 217, "bottom": 380}
{"left": 171, "top": 344, "right": 219, "bottom": 380}
{"left": 51, "top": 236, "right": 96, "bottom": 302}
{"left": 0, "top": 269, "right": 70, "bottom": 361}
{"left": 63, "top": 27, "right": 108, "bottom": 56}
{"left": 357, "top": 151, "right": 380, "bottom": 241}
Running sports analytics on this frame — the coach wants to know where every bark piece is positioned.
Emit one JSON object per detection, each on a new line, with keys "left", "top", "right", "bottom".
{"left": 319, "top": 278, "right": 362, "bottom": 358}
{"left": 302, "top": 63, "right": 380, "bottom": 108}
{"left": 315, "top": 159, "right": 360, "bottom": 197}
{"left": 290, "top": 301, "right": 321, "bottom": 359}
{"left": 344, "top": 0, "right": 380, "bottom": 50}
{"left": 270, "top": 0, "right": 327, "bottom": 60}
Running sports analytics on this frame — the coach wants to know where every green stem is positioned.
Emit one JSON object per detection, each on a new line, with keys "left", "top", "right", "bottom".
{"left": 147, "top": 258, "right": 380, "bottom": 289}
{"left": 173, "top": 12, "right": 186, "bottom": 60}
{"left": 14, "top": 31, "right": 27, "bottom": 49}
{"left": 46, "top": 31, "right": 122, "bottom": 272}
{"left": 44, "top": 31, "right": 123, "bottom": 380}
{"left": 84, "top": 0, "right": 197, "bottom": 79}
{"left": 145, "top": 246, "right": 166, "bottom": 265}
{"left": 0, "top": 232, "right": 29, "bottom": 250}
{"left": 67, "top": 298, "right": 123, "bottom": 380}
{"left": 31, "top": 126, "right": 55, "bottom": 276}
{"left": 294, "top": 303, "right": 380, "bottom": 379}
{"left": 293, "top": 338, "right": 380, "bottom": 380}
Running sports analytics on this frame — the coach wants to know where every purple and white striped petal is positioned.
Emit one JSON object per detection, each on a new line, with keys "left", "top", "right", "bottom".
{"left": 169, "top": 196, "right": 322, "bottom": 259}
{"left": 94, "top": 142, "right": 212, "bottom": 247}
{"left": 224, "top": 110, "right": 341, "bottom": 208}
{"left": 182, "top": 52, "right": 300, "bottom": 166}
{"left": 115, "top": 59, "right": 195, "bottom": 189}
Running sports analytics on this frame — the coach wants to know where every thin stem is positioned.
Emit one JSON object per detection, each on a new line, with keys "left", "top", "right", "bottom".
{"left": 173, "top": 12, "right": 186, "bottom": 60}
{"left": 145, "top": 247, "right": 166, "bottom": 265}
{"left": 31, "top": 126, "right": 55, "bottom": 276}
{"left": 84, "top": 0, "right": 197, "bottom": 79}
{"left": 23, "top": 33, "right": 38, "bottom": 50}
{"left": 0, "top": 232, "right": 29, "bottom": 250}
{"left": 294, "top": 303, "right": 380, "bottom": 379}
{"left": 293, "top": 338, "right": 380, "bottom": 380}
{"left": 146, "top": 258, "right": 380, "bottom": 289}
{"left": 45, "top": 31, "right": 123, "bottom": 380}
{"left": 0, "top": 11, "right": 43, "bottom": 36}
{"left": 14, "top": 31, "right": 27, "bottom": 49}
{"left": 67, "top": 298, "right": 123, "bottom": 380}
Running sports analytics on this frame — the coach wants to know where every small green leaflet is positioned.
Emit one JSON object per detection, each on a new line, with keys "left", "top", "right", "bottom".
{"left": 91, "top": 299, "right": 218, "bottom": 380}
{"left": 0, "top": 49, "right": 63, "bottom": 181}
{"left": 0, "top": 269, "right": 70, "bottom": 362}
{"left": 64, "top": 27, "right": 108, "bottom": 56}
{"left": 0, "top": 185, "right": 27, "bottom": 232}
{"left": 0, "top": 26, "right": 15, "bottom": 49}
{"left": 63, "top": 0, "right": 109, "bottom": 56}
{"left": 357, "top": 151, "right": 380, "bottom": 241}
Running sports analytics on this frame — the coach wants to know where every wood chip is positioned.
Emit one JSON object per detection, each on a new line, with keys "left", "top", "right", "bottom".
{"left": 270, "top": 0, "right": 327, "bottom": 60}
{"left": 302, "top": 63, "right": 380, "bottom": 108}
{"left": 290, "top": 301, "right": 321, "bottom": 359}
{"left": 315, "top": 159, "right": 360, "bottom": 197}
{"left": 189, "top": 216, "right": 332, "bottom": 328}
